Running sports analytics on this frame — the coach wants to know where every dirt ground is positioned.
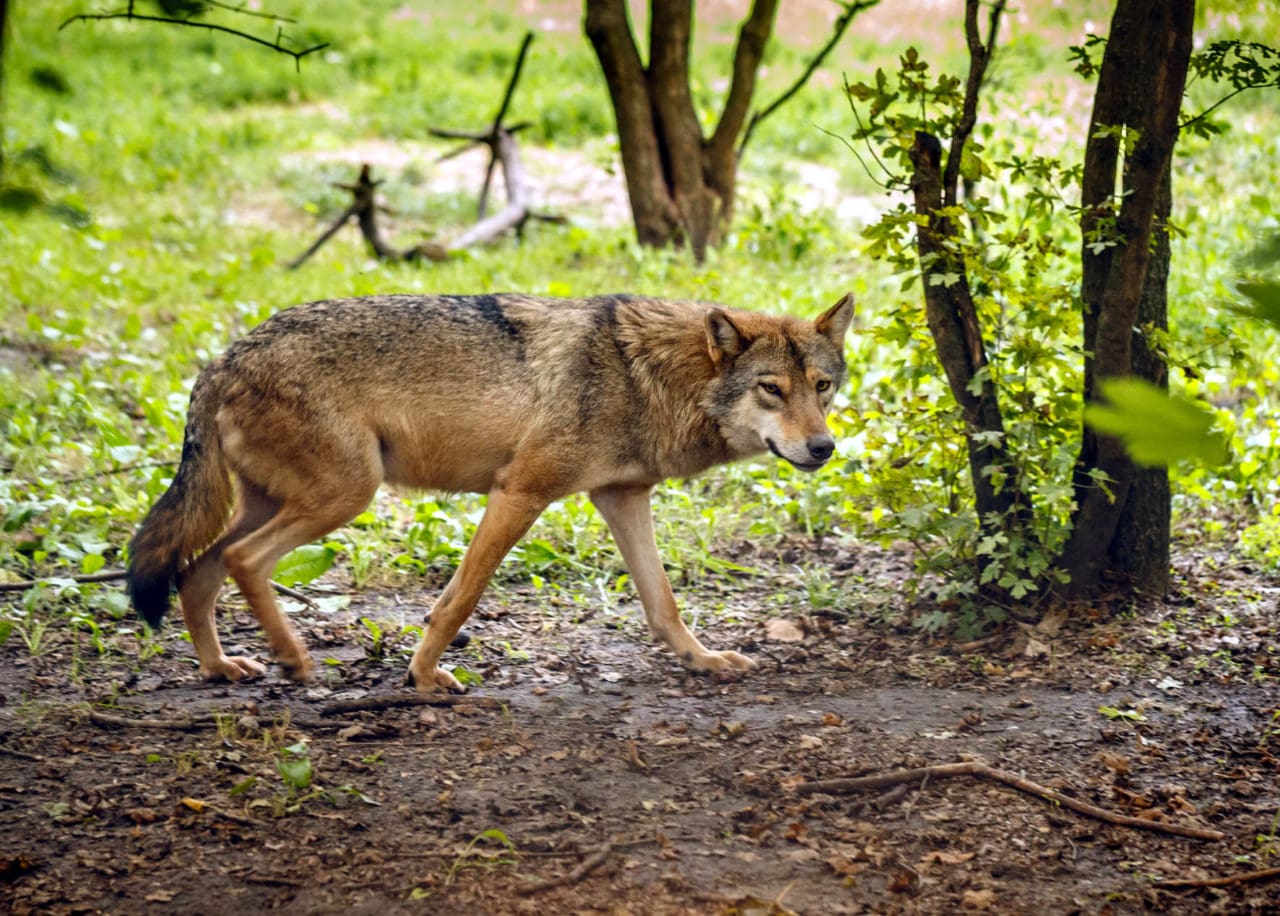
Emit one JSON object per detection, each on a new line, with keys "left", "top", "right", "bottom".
{"left": 1, "top": 539, "right": 1277, "bottom": 914}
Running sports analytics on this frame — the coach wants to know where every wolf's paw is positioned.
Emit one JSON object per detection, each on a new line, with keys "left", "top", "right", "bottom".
{"left": 279, "top": 654, "right": 314, "bottom": 683}
{"left": 405, "top": 664, "right": 467, "bottom": 694}
{"left": 685, "top": 649, "right": 757, "bottom": 674}
{"left": 202, "top": 655, "right": 267, "bottom": 682}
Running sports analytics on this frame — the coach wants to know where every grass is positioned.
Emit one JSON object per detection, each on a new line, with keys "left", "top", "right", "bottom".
{"left": 2, "top": 1, "right": 1279, "bottom": 647}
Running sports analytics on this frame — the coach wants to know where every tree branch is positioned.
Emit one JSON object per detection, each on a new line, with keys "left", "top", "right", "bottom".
{"left": 708, "top": 0, "right": 780, "bottom": 160}
{"left": 942, "top": 0, "right": 1006, "bottom": 208}
{"left": 60, "top": 3, "right": 327, "bottom": 68}
{"left": 739, "top": 0, "right": 878, "bottom": 158}
{"left": 795, "top": 760, "right": 1225, "bottom": 841}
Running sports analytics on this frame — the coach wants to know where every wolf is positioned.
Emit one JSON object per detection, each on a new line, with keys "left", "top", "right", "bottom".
{"left": 126, "top": 292, "right": 854, "bottom": 691}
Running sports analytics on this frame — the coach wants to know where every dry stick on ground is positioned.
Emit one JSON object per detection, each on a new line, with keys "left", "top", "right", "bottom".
{"left": 87, "top": 709, "right": 337, "bottom": 732}
{"left": 1153, "top": 866, "right": 1280, "bottom": 889}
{"left": 519, "top": 844, "right": 614, "bottom": 896}
{"left": 519, "top": 836, "right": 673, "bottom": 896}
{"left": 796, "top": 761, "right": 1226, "bottom": 841}
{"left": 0, "top": 567, "right": 315, "bottom": 608}
{"left": 318, "top": 692, "right": 503, "bottom": 717}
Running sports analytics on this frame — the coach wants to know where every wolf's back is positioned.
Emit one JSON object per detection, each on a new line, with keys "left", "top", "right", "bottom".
{"left": 127, "top": 374, "right": 234, "bottom": 627}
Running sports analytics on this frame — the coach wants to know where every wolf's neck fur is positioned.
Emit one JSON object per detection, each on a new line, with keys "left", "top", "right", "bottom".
{"left": 616, "top": 302, "right": 744, "bottom": 479}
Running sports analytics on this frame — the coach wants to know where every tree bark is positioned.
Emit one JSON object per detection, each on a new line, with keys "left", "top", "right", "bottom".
{"left": 1061, "top": 0, "right": 1193, "bottom": 598}
{"left": 1106, "top": 166, "right": 1172, "bottom": 596}
{"left": 583, "top": 0, "right": 681, "bottom": 247}
{"left": 584, "top": 0, "right": 779, "bottom": 260}
{"left": 905, "top": 1, "right": 1027, "bottom": 535}
{"left": 909, "top": 132, "right": 1026, "bottom": 532}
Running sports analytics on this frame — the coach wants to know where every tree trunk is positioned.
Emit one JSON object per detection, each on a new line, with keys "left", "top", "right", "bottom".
{"left": 1107, "top": 167, "right": 1172, "bottom": 596}
{"left": 908, "top": 131, "right": 1028, "bottom": 531}
{"left": 1061, "top": 0, "right": 1193, "bottom": 598}
{"left": 583, "top": 0, "right": 778, "bottom": 260}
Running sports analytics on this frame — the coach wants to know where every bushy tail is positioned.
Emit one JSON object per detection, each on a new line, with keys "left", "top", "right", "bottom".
{"left": 127, "top": 378, "right": 233, "bottom": 628}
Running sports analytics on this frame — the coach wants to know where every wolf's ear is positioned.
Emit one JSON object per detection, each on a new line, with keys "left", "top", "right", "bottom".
{"left": 814, "top": 293, "right": 855, "bottom": 347}
{"left": 705, "top": 309, "right": 748, "bottom": 366}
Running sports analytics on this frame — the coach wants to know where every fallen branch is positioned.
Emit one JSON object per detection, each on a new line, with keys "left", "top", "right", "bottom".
{"left": 89, "top": 710, "right": 216, "bottom": 732}
{"left": 519, "top": 843, "right": 613, "bottom": 896}
{"left": 288, "top": 32, "right": 560, "bottom": 269}
{"left": 0, "top": 569, "right": 128, "bottom": 591}
{"left": 318, "top": 692, "right": 502, "bottom": 717}
{"left": 88, "top": 709, "right": 336, "bottom": 732}
{"left": 796, "top": 761, "right": 1225, "bottom": 841}
{"left": 0, "top": 568, "right": 317, "bottom": 608}
{"left": 1153, "top": 866, "right": 1280, "bottom": 889}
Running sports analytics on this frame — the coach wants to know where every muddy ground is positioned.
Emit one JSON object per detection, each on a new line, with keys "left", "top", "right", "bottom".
{"left": 1, "top": 540, "right": 1277, "bottom": 914}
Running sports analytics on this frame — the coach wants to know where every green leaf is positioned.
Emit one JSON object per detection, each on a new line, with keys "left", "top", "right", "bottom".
{"left": 1232, "top": 280, "right": 1280, "bottom": 329}
{"left": 1084, "top": 378, "right": 1229, "bottom": 468}
{"left": 276, "top": 756, "right": 312, "bottom": 791}
{"left": 272, "top": 544, "right": 336, "bottom": 587}
{"left": 228, "top": 776, "right": 258, "bottom": 797}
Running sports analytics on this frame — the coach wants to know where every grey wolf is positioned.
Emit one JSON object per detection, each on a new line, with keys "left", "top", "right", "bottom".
{"left": 126, "top": 292, "right": 854, "bottom": 691}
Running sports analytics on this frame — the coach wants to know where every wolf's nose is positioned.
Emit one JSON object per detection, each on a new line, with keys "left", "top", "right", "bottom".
{"left": 806, "top": 435, "right": 835, "bottom": 462}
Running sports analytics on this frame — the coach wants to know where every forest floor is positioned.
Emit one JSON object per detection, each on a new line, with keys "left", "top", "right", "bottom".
{"left": 1, "top": 538, "right": 1277, "bottom": 915}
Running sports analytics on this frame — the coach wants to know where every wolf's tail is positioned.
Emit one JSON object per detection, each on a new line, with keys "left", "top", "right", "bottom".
{"left": 127, "top": 376, "right": 233, "bottom": 628}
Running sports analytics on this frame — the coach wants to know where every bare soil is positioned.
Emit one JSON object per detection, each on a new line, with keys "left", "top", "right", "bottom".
{"left": 1, "top": 540, "right": 1277, "bottom": 914}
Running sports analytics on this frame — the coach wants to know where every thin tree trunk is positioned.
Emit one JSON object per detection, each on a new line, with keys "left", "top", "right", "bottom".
{"left": 1107, "top": 166, "right": 1172, "bottom": 595}
{"left": 583, "top": 0, "right": 779, "bottom": 259}
{"left": 583, "top": 0, "right": 681, "bottom": 246}
{"left": 909, "top": 131, "right": 1026, "bottom": 530}
{"left": 1061, "top": 0, "right": 1193, "bottom": 598}
{"left": 905, "top": 0, "right": 1027, "bottom": 536}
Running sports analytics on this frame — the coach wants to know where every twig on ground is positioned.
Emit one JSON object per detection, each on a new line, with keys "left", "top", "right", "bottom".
{"left": 318, "top": 692, "right": 502, "bottom": 717}
{"left": 0, "top": 569, "right": 316, "bottom": 607}
{"left": 89, "top": 711, "right": 215, "bottom": 731}
{"left": 88, "top": 709, "right": 337, "bottom": 732}
{"left": 519, "top": 843, "right": 614, "bottom": 895}
{"left": 1154, "top": 866, "right": 1280, "bottom": 889}
{"left": 0, "top": 569, "right": 127, "bottom": 591}
{"left": 795, "top": 760, "right": 1226, "bottom": 841}
{"left": 0, "top": 745, "right": 42, "bottom": 762}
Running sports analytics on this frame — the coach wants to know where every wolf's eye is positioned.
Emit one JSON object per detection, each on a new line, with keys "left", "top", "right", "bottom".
{"left": 816, "top": 380, "right": 831, "bottom": 393}
{"left": 760, "top": 382, "right": 782, "bottom": 397}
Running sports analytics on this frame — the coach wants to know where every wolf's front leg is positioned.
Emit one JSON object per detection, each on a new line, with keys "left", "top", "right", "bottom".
{"left": 407, "top": 486, "right": 548, "bottom": 692}
{"left": 590, "top": 485, "right": 756, "bottom": 674}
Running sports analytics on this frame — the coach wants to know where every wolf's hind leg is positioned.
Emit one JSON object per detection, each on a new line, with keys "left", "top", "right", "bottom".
{"left": 407, "top": 486, "right": 547, "bottom": 692}
{"left": 222, "top": 481, "right": 376, "bottom": 682}
{"left": 591, "top": 484, "right": 756, "bottom": 674}
{"left": 178, "top": 479, "right": 278, "bottom": 681}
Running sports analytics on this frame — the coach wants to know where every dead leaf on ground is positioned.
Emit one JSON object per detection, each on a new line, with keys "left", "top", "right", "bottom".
{"left": 919, "top": 850, "right": 976, "bottom": 868}
{"left": 962, "top": 887, "right": 997, "bottom": 909}
{"left": 765, "top": 618, "right": 805, "bottom": 642}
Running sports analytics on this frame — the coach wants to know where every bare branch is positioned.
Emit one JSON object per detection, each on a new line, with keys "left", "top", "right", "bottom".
{"left": 1179, "top": 77, "right": 1280, "bottom": 132}
{"left": 490, "top": 32, "right": 535, "bottom": 134}
{"left": 739, "top": 0, "right": 879, "bottom": 158}
{"left": 201, "top": 0, "right": 295, "bottom": 23}
{"left": 942, "top": 0, "right": 1007, "bottom": 207}
{"left": 60, "top": 5, "right": 328, "bottom": 68}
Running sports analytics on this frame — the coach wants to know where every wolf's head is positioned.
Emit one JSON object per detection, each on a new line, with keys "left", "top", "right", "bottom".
{"left": 704, "top": 294, "right": 855, "bottom": 472}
